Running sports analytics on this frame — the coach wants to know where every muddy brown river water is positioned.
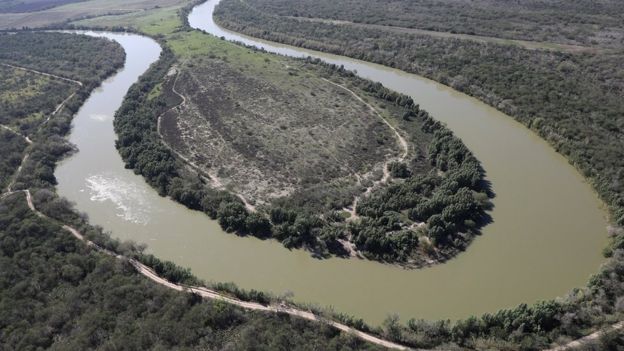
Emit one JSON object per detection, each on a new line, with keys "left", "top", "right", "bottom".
{"left": 55, "top": 4, "right": 607, "bottom": 325}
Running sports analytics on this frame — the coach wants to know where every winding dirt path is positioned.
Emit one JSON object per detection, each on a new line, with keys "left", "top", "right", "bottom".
{"left": 544, "top": 321, "right": 624, "bottom": 350}
{"left": 1, "top": 66, "right": 82, "bottom": 193}
{"left": 0, "top": 62, "right": 83, "bottom": 87}
{"left": 156, "top": 68, "right": 257, "bottom": 212}
{"left": 322, "top": 78, "right": 409, "bottom": 220}
{"left": 2, "top": 188, "right": 414, "bottom": 350}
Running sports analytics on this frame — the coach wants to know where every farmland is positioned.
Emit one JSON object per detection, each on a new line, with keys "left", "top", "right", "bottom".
{"left": 0, "top": 0, "right": 187, "bottom": 29}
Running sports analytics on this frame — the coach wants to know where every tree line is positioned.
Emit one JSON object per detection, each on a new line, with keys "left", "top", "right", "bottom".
{"left": 235, "top": 0, "right": 624, "bottom": 47}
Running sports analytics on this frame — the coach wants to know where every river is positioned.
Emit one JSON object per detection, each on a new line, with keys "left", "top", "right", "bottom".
{"left": 55, "top": 3, "right": 607, "bottom": 325}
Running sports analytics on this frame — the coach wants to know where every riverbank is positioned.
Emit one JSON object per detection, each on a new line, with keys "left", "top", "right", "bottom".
{"left": 3, "top": 189, "right": 412, "bottom": 350}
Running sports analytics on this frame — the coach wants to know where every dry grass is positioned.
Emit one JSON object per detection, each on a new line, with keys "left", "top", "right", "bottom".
{"left": 161, "top": 55, "right": 404, "bottom": 208}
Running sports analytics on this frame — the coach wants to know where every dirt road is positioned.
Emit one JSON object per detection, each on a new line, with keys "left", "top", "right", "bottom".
{"left": 156, "top": 69, "right": 257, "bottom": 212}
{"left": 1, "top": 62, "right": 83, "bottom": 86}
{"left": 4, "top": 189, "right": 413, "bottom": 350}
{"left": 323, "top": 78, "right": 409, "bottom": 221}
{"left": 544, "top": 321, "right": 624, "bottom": 350}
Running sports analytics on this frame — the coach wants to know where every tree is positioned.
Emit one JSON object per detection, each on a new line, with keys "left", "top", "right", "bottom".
{"left": 245, "top": 212, "right": 271, "bottom": 237}
{"left": 217, "top": 201, "right": 248, "bottom": 232}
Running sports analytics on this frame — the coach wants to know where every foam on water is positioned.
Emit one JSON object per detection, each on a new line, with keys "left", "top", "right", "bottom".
{"left": 85, "top": 173, "right": 151, "bottom": 225}
{"left": 89, "top": 113, "right": 110, "bottom": 122}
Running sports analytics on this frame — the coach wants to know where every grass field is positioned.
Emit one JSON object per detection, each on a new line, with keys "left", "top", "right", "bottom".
{"left": 72, "top": 3, "right": 184, "bottom": 35}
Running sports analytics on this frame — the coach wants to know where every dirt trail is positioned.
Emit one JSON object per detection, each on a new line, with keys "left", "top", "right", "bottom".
{"left": 1, "top": 62, "right": 83, "bottom": 87}
{"left": 156, "top": 69, "right": 257, "bottom": 212}
{"left": 6, "top": 154, "right": 29, "bottom": 193}
{"left": 544, "top": 321, "right": 624, "bottom": 350}
{"left": 1, "top": 67, "right": 82, "bottom": 193}
{"left": 322, "top": 78, "right": 408, "bottom": 162}
{"left": 2, "top": 188, "right": 414, "bottom": 350}
{"left": 43, "top": 92, "right": 78, "bottom": 124}
{"left": 322, "top": 78, "right": 408, "bottom": 220}
{"left": 0, "top": 124, "right": 32, "bottom": 144}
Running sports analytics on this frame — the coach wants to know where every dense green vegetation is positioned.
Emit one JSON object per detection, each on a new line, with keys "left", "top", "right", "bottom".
{"left": 214, "top": 0, "right": 624, "bottom": 236}
{"left": 0, "top": 130, "right": 27, "bottom": 190}
{"left": 226, "top": 0, "right": 624, "bottom": 47}
{"left": 0, "top": 193, "right": 383, "bottom": 350}
{"left": 351, "top": 79, "right": 490, "bottom": 260}
{"left": 0, "top": 32, "right": 124, "bottom": 86}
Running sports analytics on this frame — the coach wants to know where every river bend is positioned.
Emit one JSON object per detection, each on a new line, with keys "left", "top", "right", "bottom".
{"left": 55, "top": 8, "right": 607, "bottom": 324}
